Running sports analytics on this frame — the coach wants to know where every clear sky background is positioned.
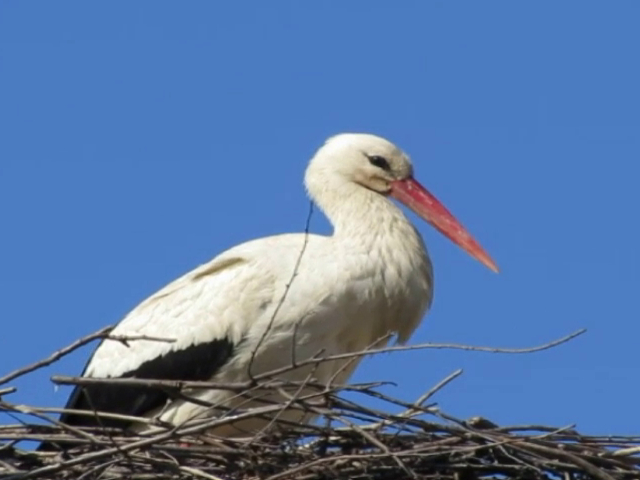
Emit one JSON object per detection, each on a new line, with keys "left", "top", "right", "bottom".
{"left": 1, "top": 1, "right": 639, "bottom": 436}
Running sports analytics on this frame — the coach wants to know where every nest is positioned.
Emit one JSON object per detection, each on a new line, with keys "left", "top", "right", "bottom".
{"left": 1, "top": 327, "right": 638, "bottom": 480}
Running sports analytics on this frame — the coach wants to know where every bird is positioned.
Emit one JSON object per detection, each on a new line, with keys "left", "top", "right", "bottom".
{"left": 46, "top": 133, "right": 497, "bottom": 445}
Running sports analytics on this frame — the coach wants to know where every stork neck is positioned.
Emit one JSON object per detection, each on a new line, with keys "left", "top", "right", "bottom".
{"left": 311, "top": 179, "right": 417, "bottom": 244}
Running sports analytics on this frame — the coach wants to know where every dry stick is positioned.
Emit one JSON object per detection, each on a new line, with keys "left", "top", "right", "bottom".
{"left": 613, "top": 446, "right": 640, "bottom": 457}
{"left": 262, "top": 447, "right": 463, "bottom": 480}
{"left": 515, "top": 441, "right": 618, "bottom": 480}
{"left": 0, "top": 327, "right": 176, "bottom": 387}
{"left": 247, "top": 201, "right": 314, "bottom": 379}
{"left": 8, "top": 389, "right": 339, "bottom": 480}
{"left": 244, "top": 326, "right": 586, "bottom": 383}
{"left": 122, "top": 453, "right": 186, "bottom": 479}
{"left": 416, "top": 368, "right": 464, "bottom": 406}
{"left": 438, "top": 415, "right": 616, "bottom": 480}
{"left": 104, "top": 333, "right": 177, "bottom": 347}
{"left": 0, "top": 326, "right": 113, "bottom": 387}
{"left": 281, "top": 385, "right": 421, "bottom": 479}
{"left": 80, "top": 387, "right": 141, "bottom": 474}
{"left": 158, "top": 384, "right": 337, "bottom": 446}
{"left": 496, "top": 442, "right": 546, "bottom": 476}
{"left": 379, "top": 369, "right": 464, "bottom": 436}
{"left": 341, "top": 418, "right": 417, "bottom": 479}
{"left": 75, "top": 458, "right": 120, "bottom": 480}
{"left": 0, "top": 458, "right": 20, "bottom": 474}
{"left": 0, "top": 387, "right": 17, "bottom": 397}
{"left": 5, "top": 411, "right": 640, "bottom": 480}
{"left": 179, "top": 465, "right": 225, "bottom": 480}
{"left": 0, "top": 401, "right": 101, "bottom": 446}
{"left": 165, "top": 378, "right": 307, "bottom": 441}
{"left": 50, "top": 372, "right": 355, "bottom": 392}
{"left": 331, "top": 398, "right": 431, "bottom": 433}
{"left": 398, "top": 368, "right": 463, "bottom": 419}
{"left": 30, "top": 406, "right": 165, "bottom": 427}
{"left": 169, "top": 382, "right": 338, "bottom": 441}
{"left": 429, "top": 417, "right": 541, "bottom": 473}
{"left": 532, "top": 424, "right": 578, "bottom": 440}
{"left": 49, "top": 327, "right": 586, "bottom": 394}
{"left": 250, "top": 366, "right": 320, "bottom": 443}
{"left": 325, "top": 333, "right": 394, "bottom": 390}
{"left": 342, "top": 387, "right": 454, "bottom": 425}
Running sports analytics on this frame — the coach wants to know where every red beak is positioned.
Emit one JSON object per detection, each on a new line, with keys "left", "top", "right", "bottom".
{"left": 390, "top": 178, "right": 498, "bottom": 273}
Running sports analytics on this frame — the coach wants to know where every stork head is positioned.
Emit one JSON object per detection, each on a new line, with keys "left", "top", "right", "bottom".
{"left": 306, "top": 133, "right": 498, "bottom": 273}
{"left": 308, "top": 133, "right": 413, "bottom": 193}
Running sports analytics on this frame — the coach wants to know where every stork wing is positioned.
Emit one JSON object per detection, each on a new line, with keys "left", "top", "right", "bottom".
{"left": 59, "top": 337, "right": 234, "bottom": 429}
{"left": 55, "top": 254, "right": 273, "bottom": 432}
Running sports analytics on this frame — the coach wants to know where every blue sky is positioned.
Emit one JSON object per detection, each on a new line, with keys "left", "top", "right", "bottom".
{"left": 1, "top": 1, "right": 639, "bottom": 436}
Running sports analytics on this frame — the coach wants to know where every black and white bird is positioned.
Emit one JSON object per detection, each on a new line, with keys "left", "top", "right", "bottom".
{"left": 52, "top": 133, "right": 497, "bottom": 441}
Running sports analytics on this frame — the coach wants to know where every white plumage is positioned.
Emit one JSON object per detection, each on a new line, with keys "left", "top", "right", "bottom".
{"left": 56, "top": 133, "right": 497, "bottom": 440}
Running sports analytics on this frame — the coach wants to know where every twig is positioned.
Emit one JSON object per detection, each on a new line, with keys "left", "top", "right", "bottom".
{"left": 248, "top": 201, "right": 314, "bottom": 378}
{"left": 613, "top": 446, "right": 640, "bottom": 457}
{"left": 0, "top": 328, "right": 176, "bottom": 387}
{"left": 0, "top": 401, "right": 101, "bottom": 447}
{"left": 0, "top": 387, "right": 17, "bottom": 397}
{"left": 50, "top": 328, "right": 586, "bottom": 395}
{"left": 0, "top": 326, "right": 114, "bottom": 386}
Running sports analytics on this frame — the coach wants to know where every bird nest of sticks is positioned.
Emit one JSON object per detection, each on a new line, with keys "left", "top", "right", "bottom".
{"left": 1, "top": 327, "right": 639, "bottom": 480}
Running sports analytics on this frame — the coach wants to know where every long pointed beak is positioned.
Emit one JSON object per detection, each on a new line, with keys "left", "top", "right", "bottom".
{"left": 390, "top": 177, "right": 499, "bottom": 273}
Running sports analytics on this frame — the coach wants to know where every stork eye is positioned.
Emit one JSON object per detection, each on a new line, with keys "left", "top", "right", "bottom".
{"left": 367, "top": 155, "right": 391, "bottom": 171}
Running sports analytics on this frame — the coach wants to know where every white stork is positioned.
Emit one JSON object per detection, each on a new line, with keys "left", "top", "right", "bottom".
{"left": 52, "top": 133, "right": 497, "bottom": 441}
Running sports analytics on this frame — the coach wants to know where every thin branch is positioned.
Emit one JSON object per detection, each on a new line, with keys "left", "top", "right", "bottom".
{"left": 0, "top": 326, "right": 114, "bottom": 386}
{"left": 248, "top": 201, "right": 314, "bottom": 378}
{"left": 0, "top": 328, "right": 176, "bottom": 387}
{"left": 0, "top": 387, "right": 17, "bottom": 397}
{"left": 50, "top": 328, "right": 586, "bottom": 394}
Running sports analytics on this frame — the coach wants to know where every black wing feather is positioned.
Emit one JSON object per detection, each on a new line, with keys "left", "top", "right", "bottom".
{"left": 39, "top": 338, "right": 233, "bottom": 450}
